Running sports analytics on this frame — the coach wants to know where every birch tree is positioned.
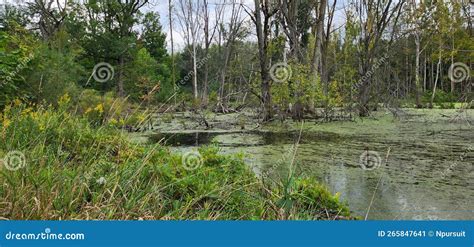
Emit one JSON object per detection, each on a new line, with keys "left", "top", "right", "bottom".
{"left": 176, "top": 0, "right": 202, "bottom": 100}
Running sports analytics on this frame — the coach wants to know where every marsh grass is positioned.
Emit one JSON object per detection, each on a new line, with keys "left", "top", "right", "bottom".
{"left": 0, "top": 101, "right": 350, "bottom": 220}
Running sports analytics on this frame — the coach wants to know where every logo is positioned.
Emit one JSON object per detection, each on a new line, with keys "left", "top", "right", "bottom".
{"left": 359, "top": 150, "right": 381, "bottom": 170}
{"left": 270, "top": 62, "right": 292, "bottom": 83}
{"left": 181, "top": 151, "right": 203, "bottom": 171}
{"left": 92, "top": 62, "right": 115, "bottom": 83}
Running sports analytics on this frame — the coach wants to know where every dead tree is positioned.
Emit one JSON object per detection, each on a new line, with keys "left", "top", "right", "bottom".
{"left": 176, "top": 0, "right": 202, "bottom": 100}
{"left": 201, "top": 0, "right": 224, "bottom": 107}
{"left": 246, "top": 0, "right": 278, "bottom": 121}
{"left": 27, "top": 0, "right": 68, "bottom": 39}
{"left": 215, "top": 0, "right": 245, "bottom": 113}
{"left": 353, "top": 0, "right": 405, "bottom": 117}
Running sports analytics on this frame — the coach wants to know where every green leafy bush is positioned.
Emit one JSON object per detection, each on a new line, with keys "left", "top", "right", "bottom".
{"left": 73, "top": 89, "right": 143, "bottom": 127}
{"left": 422, "top": 90, "right": 457, "bottom": 104}
{"left": 0, "top": 26, "right": 36, "bottom": 107}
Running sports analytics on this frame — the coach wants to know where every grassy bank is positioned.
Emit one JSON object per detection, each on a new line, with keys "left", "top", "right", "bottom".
{"left": 0, "top": 101, "right": 350, "bottom": 220}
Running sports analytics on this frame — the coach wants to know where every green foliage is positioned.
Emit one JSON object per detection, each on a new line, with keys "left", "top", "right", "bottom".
{"left": 74, "top": 89, "right": 142, "bottom": 127}
{"left": 422, "top": 90, "right": 457, "bottom": 104}
{"left": 27, "top": 31, "right": 84, "bottom": 105}
{"left": 0, "top": 1, "right": 173, "bottom": 107}
{"left": 140, "top": 12, "right": 168, "bottom": 62}
{"left": 1, "top": 26, "right": 85, "bottom": 108}
{"left": 323, "top": 81, "right": 344, "bottom": 107}
{"left": 125, "top": 48, "right": 161, "bottom": 102}
{"left": 268, "top": 36, "right": 286, "bottom": 60}
{"left": 274, "top": 178, "right": 349, "bottom": 218}
{"left": 272, "top": 62, "right": 320, "bottom": 113}
{"left": 0, "top": 25, "right": 36, "bottom": 107}
{"left": 0, "top": 103, "right": 350, "bottom": 220}
{"left": 272, "top": 78, "right": 291, "bottom": 112}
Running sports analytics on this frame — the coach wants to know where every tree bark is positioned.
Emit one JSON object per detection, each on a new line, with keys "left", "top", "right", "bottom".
{"left": 414, "top": 34, "right": 422, "bottom": 108}
{"left": 202, "top": 0, "right": 210, "bottom": 107}
{"left": 430, "top": 51, "right": 442, "bottom": 108}
{"left": 254, "top": 0, "right": 274, "bottom": 121}
{"left": 192, "top": 41, "right": 198, "bottom": 100}
{"left": 169, "top": 0, "right": 177, "bottom": 105}
{"left": 311, "top": 0, "right": 327, "bottom": 79}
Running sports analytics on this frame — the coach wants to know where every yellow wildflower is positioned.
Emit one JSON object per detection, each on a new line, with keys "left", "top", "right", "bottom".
{"left": 39, "top": 122, "right": 46, "bottom": 131}
{"left": 94, "top": 103, "right": 104, "bottom": 114}
{"left": 85, "top": 107, "right": 93, "bottom": 114}
{"left": 22, "top": 107, "right": 33, "bottom": 116}
{"left": 13, "top": 99, "right": 22, "bottom": 106}
{"left": 29, "top": 111, "right": 39, "bottom": 120}
{"left": 109, "top": 118, "right": 118, "bottom": 125}
{"left": 2, "top": 118, "right": 11, "bottom": 130}
{"left": 58, "top": 93, "right": 71, "bottom": 105}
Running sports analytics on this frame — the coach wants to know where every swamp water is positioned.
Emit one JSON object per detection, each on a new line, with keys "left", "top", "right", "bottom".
{"left": 138, "top": 109, "right": 473, "bottom": 220}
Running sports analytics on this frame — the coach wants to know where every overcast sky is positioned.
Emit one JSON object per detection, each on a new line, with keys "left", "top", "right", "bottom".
{"left": 144, "top": 0, "right": 255, "bottom": 51}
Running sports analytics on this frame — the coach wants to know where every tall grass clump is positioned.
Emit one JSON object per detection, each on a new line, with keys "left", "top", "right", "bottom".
{"left": 0, "top": 98, "right": 350, "bottom": 220}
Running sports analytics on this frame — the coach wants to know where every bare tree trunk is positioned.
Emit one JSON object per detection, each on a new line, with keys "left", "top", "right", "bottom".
{"left": 423, "top": 53, "right": 427, "bottom": 92}
{"left": 450, "top": 39, "right": 455, "bottom": 93}
{"left": 311, "top": 0, "right": 327, "bottom": 79}
{"left": 217, "top": 46, "right": 232, "bottom": 112}
{"left": 202, "top": 0, "right": 210, "bottom": 107}
{"left": 358, "top": 59, "right": 371, "bottom": 117}
{"left": 169, "top": 0, "right": 177, "bottom": 105}
{"left": 414, "top": 34, "right": 422, "bottom": 108}
{"left": 202, "top": 54, "right": 209, "bottom": 106}
{"left": 192, "top": 41, "right": 198, "bottom": 100}
{"left": 280, "top": 0, "right": 301, "bottom": 60}
{"left": 431, "top": 61, "right": 434, "bottom": 91}
{"left": 430, "top": 51, "right": 442, "bottom": 108}
{"left": 215, "top": 0, "right": 240, "bottom": 112}
{"left": 176, "top": 0, "right": 201, "bottom": 102}
{"left": 354, "top": 0, "right": 404, "bottom": 117}
{"left": 253, "top": 0, "right": 274, "bottom": 121}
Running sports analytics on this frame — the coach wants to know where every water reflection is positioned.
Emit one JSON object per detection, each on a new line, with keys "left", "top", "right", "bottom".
{"left": 148, "top": 126, "right": 473, "bottom": 220}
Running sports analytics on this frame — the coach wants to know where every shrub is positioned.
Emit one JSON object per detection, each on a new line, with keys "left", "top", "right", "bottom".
{"left": 73, "top": 89, "right": 143, "bottom": 127}
{"left": 422, "top": 90, "right": 457, "bottom": 104}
